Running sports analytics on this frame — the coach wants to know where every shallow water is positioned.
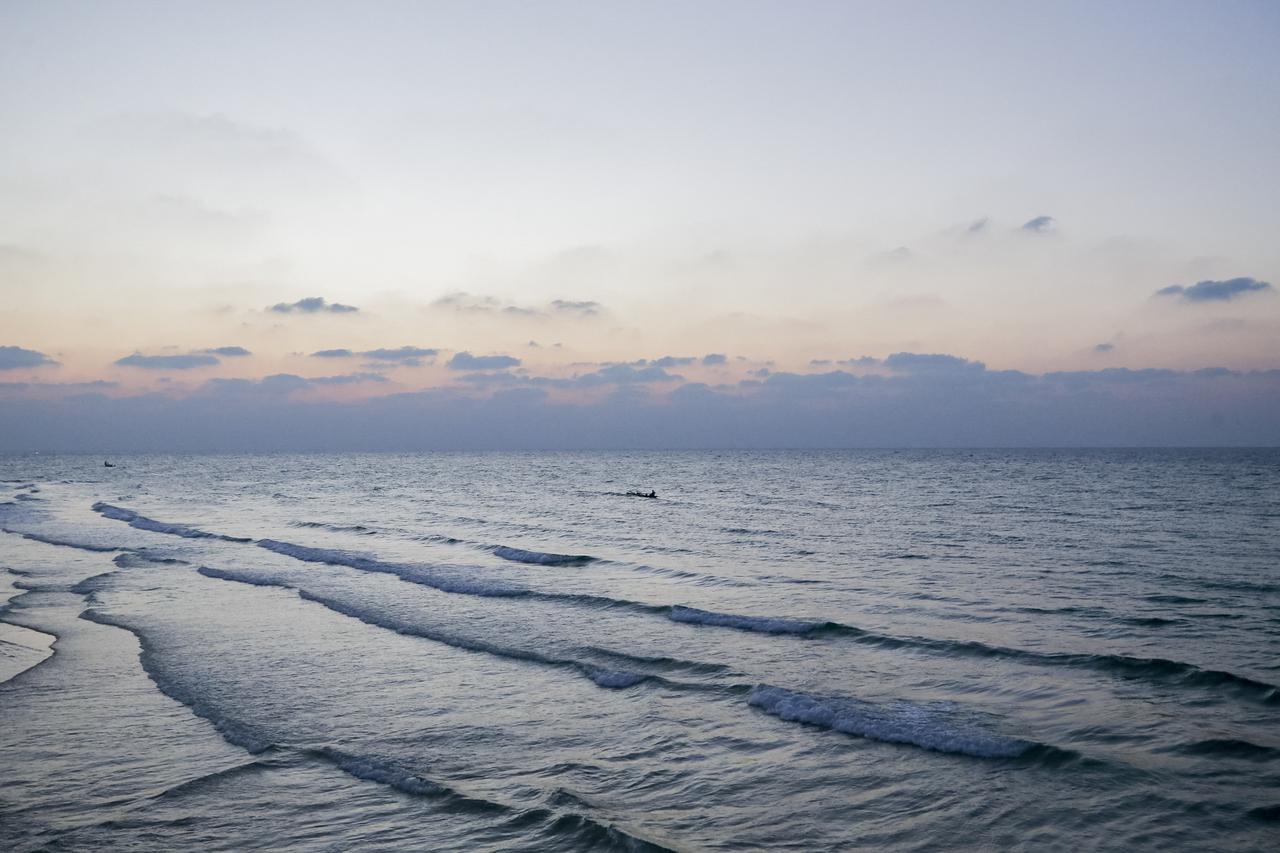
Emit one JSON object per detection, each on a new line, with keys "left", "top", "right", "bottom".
{"left": 1, "top": 450, "right": 1278, "bottom": 850}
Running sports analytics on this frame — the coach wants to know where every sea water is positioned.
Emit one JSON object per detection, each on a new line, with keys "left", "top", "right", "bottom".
{"left": 1, "top": 450, "right": 1277, "bottom": 850}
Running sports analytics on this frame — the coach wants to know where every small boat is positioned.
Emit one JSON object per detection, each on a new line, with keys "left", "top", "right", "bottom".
{"left": 626, "top": 490, "right": 657, "bottom": 499}
{"left": 103, "top": 461, "right": 115, "bottom": 468}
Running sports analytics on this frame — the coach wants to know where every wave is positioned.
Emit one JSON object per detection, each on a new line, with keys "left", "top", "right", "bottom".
{"left": 492, "top": 545, "right": 596, "bottom": 566}
{"left": 306, "top": 746, "right": 498, "bottom": 807}
{"left": 78, "top": 608, "right": 278, "bottom": 755}
{"left": 1145, "top": 594, "right": 1207, "bottom": 605}
{"left": 307, "top": 747, "right": 675, "bottom": 851}
{"left": 253, "top": 536, "right": 703, "bottom": 621}
{"left": 1170, "top": 738, "right": 1280, "bottom": 762}
{"left": 290, "top": 520, "right": 377, "bottom": 534}
{"left": 197, "top": 565, "right": 695, "bottom": 691}
{"left": 1121, "top": 616, "right": 1183, "bottom": 628}
{"left": 662, "top": 604, "right": 1280, "bottom": 705}
{"left": 256, "top": 539, "right": 527, "bottom": 597}
{"left": 747, "top": 685, "right": 1072, "bottom": 761}
{"left": 817, "top": 625, "right": 1280, "bottom": 705}
{"left": 0, "top": 595, "right": 58, "bottom": 684}
{"left": 69, "top": 571, "right": 120, "bottom": 599}
{"left": 92, "top": 502, "right": 251, "bottom": 543}
{"left": 82, "top": 503, "right": 1280, "bottom": 706}
{"left": 149, "top": 756, "right": 284, "bottom": 801}
{"left": 78, "top": 603, "right": 671, "bottom": 850}
{"left": 668, "top": 605, "right": 822, "bottom": 635}
{"left": 114, "top": 551, "right": 187, "bottom": 568}
{"left": 2, "top": 527, "right": 121, "bottom": 552}
{"left": 1248, "top": 804, "right": 1280, "bottom": 823}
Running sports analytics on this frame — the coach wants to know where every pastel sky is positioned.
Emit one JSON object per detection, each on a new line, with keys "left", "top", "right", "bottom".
{"left": 2, "top": 1, "right": 1278, "bottom": 448}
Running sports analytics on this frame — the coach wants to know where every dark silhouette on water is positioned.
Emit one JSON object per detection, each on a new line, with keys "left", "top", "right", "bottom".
{"left": 103, "top": 461, "right": 115, "bottom": 468}
{"left": 626, "top": 490, "right": 657, "bottom": 499}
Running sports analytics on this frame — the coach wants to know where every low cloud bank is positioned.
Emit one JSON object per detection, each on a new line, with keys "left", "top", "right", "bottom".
{"left": 2, "top": 354, "right": 1277, "bottom": 450}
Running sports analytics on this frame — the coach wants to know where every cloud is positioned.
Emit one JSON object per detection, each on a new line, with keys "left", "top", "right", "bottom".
{"left": 447, "top": 352, "right": 521, "bottom": 370}
{"left": 202, "top": 372, "right": 387, "bottom": 396}
{"left": 1094, "top": 343, "right": 1115, "bottom": 353}
{"left": 702, "top": 353, "right": 727, "bottom": 366}
{"left": 268, "top": 297, "right": 359, "bottom": 314}
{"left": 966, "top": 217, "right": 990, "bottom": 234}
{"left": 431, "top": 292, "right": 503, "bottom": 313}
{"left": 311, "top": 346, "right": 437, "bottom": 367}
{"left": 1021, "top": 215, "right": 1056, "bottom": 233}
{"left": 310, "top": 372, "right": 389, "bottom": 386}
{"left": 1154, "top": 277, "right": 1273, "bottom": 303}
{"left": 5, "top": 359, "right": 1280, "bottom": 450}
{"left": 203, "top": 346, "right": 252, "bottom": 357}
{"left": 653, "top": 356, "right": 696, "bottom": 368}
{"left": 575, "top": 363, "right": 682, "bottom": 385}
{"left": 549, "top": 299, "right": 602, "bottom": 316}
{"left": 883, "top": 352, "right": 986, "bottom": 373}
{"left": 752, "top": 370, "right": 861, "bottom": 396}
{"left": 0, "top": 346, "right": 57, "bottom": 370}
{"left": 1044, "top": 367, "right": 1179, "bottom": 384}
{"left": 869, "top": 246, "right": 914, "bottom": 265}
{"left": 432, "top": 292, "right": 603, "bottom": 318}
{"left": 115, "top": 353, "right": 220, "bottom": 370}
{"left": 0, "top": 379, "right": 117, "bottom": 396}
{"left": 363, "top": 346, "right": 438, "bottom": 365}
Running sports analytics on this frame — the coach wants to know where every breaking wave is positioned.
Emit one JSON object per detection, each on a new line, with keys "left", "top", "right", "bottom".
{"left": 307, "top": 747, "right": 676, "bottom": 850}
{"left": 668, "top": 605, "right": 822, "bottom": 634}
{"left": 492, "top": 545, "right": 597, "bottom": 566}
{"left": 84, "top": 503, "right": 1280, "bottom": 707}
{"left": 92, "top": 502, "right": 251, "bottom": 542}
{"left": 256, "top": 539, "right": 527, "bottom": 597}
{"left": 196, "top": 565, "right": 700, "bottom": 691}
{"left": 747, "top": 685, "right": 1071, "bottom": 761}
{"left": 77, "top": 605, "right": 672, "bottom": 851}
{"left": 2, "top": 528, "right": 121, "bottom": 552}
{"left": 665, "top": 605, "right": 1280, "bottom": 705}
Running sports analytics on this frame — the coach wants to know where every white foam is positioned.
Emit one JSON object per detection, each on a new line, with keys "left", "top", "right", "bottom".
{"left": 318, "top": 748, "right": 453, "bottom": 798}
{"left": 586, "top": 669, "right": 648, "bottom": 689}
{"left": 747, "top": 685, "right": 1030, "bottom": 758}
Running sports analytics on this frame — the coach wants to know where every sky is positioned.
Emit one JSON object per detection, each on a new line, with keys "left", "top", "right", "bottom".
{"left": 2, "top": 0, "right": 1278, "bottom": 449}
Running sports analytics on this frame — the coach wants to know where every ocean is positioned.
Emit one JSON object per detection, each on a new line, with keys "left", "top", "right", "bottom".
{"left": 1, "top": 450, "right": 1277, "bottom": 850}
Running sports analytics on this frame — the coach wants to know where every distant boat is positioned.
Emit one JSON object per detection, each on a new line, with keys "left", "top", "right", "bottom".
{"left": 626, "top": 490, "right": 657, "bottom": 499}
{"left": 103, "top": 461, "right": 115, "bottom": 468}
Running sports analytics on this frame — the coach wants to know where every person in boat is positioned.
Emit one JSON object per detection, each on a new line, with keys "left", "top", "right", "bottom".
{"left": 627, "top": 489, "right": 657, "bottom": 498}
{"left": 103, "top": 461, "right": 115, "bottom": 467}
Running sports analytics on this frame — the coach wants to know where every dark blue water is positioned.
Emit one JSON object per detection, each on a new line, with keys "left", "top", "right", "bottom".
{"left": 2, "top": 450, "right": 1278, "bottom": 850}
